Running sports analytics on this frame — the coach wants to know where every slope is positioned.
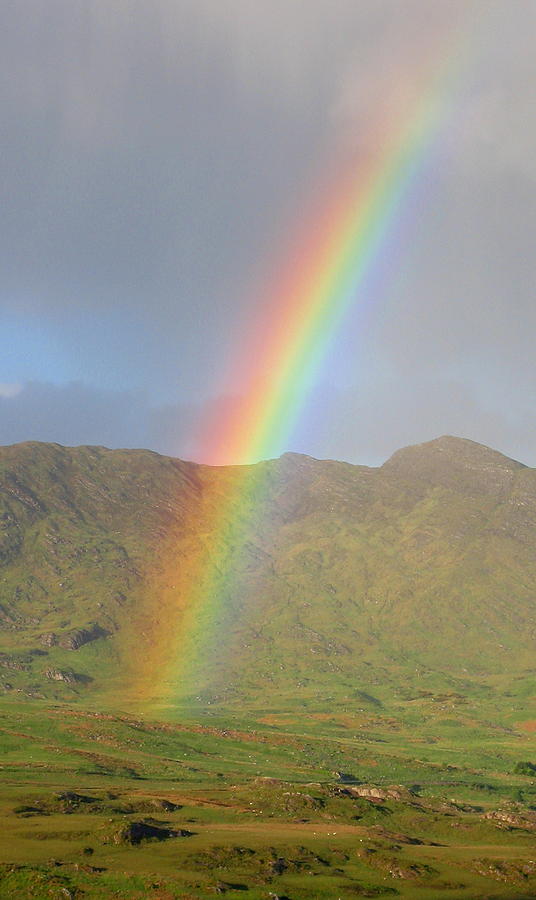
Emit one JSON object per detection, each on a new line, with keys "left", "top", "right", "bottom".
{"left": 0, "top": 437, "right": 535, "bottom": 718}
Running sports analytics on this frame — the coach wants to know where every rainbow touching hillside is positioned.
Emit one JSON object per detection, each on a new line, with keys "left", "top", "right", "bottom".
{"left": 132, "top": 16, "right": 475, "bottom": 707}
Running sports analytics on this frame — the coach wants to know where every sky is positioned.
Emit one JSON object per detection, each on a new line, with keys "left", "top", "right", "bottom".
{"left": 1, "top": 0, "right": 535, "bottom": 467}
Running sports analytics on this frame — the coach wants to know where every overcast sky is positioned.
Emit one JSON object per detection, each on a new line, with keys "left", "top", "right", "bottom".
{"left": 1, "top": 0, "right": 535, "bottom": 466}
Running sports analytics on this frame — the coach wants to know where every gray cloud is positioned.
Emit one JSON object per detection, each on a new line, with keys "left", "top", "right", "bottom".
{"left": 0, "top": 382, "right": 195, "bottom": 456}
{"left": 0, "top": 1, "right": 535, "bottom": 463}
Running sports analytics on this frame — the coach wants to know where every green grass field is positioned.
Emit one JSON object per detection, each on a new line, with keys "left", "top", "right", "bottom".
{"left": 1, "top": 690, "right": 535, "bottom": 900}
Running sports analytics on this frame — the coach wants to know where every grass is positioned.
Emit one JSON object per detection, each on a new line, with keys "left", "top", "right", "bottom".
{"left": 0, "top": 694, "right": 535, "bottom": 898}
{"left": 1, "top": 437, "right": 536, "bottom": 896}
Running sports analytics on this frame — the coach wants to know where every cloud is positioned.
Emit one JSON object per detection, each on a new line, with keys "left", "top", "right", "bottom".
{"left": 3, "top": 0, "right": 532, "bottom": 314}
{"left": 0, "top": 2, "right": 534, "bottom": 465}
{"left": 0, "top": 382, "right": 196, "bottom": 457}
{"left": 0, "top": 384, "right": 23, "bottom": 399}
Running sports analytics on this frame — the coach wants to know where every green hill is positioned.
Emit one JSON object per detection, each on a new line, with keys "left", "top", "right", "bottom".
{"left": 0, "top": 436, "right": 535, "bottom": 716}
{"left": 2, "top": 436, "right": 536, "bottom": 900}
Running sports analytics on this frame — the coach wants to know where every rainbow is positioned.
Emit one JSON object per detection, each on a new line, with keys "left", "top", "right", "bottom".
{"left": 134, "top": 19, "right": 472, "bottom": 705}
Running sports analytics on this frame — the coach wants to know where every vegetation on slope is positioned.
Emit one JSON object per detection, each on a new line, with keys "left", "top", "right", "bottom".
{"left": 0, "top": 436, "right": 535, "bottom": 714}
{"left": 1, "top": 436, "right": 536, "bottom": 898}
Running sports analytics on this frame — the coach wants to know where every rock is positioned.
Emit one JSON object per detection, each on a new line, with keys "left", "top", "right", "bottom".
{"left": 106, "top": 820, "right": 192, "bottom": 845}
{"left": 0, "top": 654, "right": 29, "bottom": 671}
{"left": 348, "top": 786, "right": 389, "bottom": 802}
{"left": 40, "top": 632, "right": 57, "bottom": 647}
{"left": 386, "top": 861, "right": 429, "bottom": 879}
{"left": 484, "top": 810, "right": 536, "bottom": 831}
{"left": 268, "top": 857, "right": 287, "bottom": 875}
{"left": 473, "top": 857, "right": 536, "bottom": 883}
{"left": 54, "top": 792, "right": 99, "bottom": 811}
{"left": 150, "top": 798, "right": 181, "bottom": 812}
{"left": 59, "top": 623, "right": 107, "bottom": 650}
{"left": 346, "top": 784, "right": 411, "bottom": 802}
{"left": 45, "top": 668, "right": 82, "bottom": 684}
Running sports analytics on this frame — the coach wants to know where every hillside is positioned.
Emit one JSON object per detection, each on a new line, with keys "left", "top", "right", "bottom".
{"left": 2, "top": 437, "right": 536, "bottom": 900}
{"left": 0, "top": 436, "right": 535, "bottom": 716}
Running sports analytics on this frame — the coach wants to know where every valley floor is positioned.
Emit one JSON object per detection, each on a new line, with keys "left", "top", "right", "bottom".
{"left": 0, "top": 696, "right": 535, "bottom": 899}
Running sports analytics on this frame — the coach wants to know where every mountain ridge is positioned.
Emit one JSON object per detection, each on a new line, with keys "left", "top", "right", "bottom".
{"left": 0, "top": 435, "right": 534, "bottom": 714}
{"left": 2, "top": 432, "right": 527, "bottom": 467}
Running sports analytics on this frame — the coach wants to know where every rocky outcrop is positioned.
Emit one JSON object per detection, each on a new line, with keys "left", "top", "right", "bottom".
{"left": 54, "top": 792, "right": 99, "bottom": 812}
{"left": 58, "top": 623, "right": 106, "bottom": 650}
{"left": 40, "top": 632, "right": 57, "bottom": 647}
{"left": 105, "top": 820, "right": 192, "bottom": 845}
{"left": 473, "top": 857, "right": 536, "bottom": 883}
{"left": 0, "top": 654, "right": 30, "bottom": 671}
{"left": 45, "top": 668, "right": 84, "bottom": 684}
{"left": 484, "top": 810, "right": 536, "bottom": 831}
{"left": 333, "top": 771, "right": 356, "bottom": 783}
{"left": 44, "top": 668, "right": 92, "bottom": 685}
{"left": 345, "top": 785, "right": 411, "bottom": 802}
